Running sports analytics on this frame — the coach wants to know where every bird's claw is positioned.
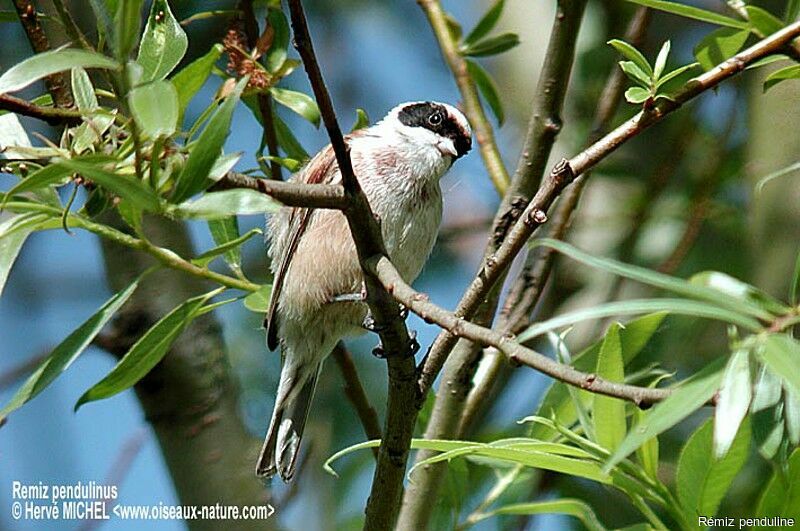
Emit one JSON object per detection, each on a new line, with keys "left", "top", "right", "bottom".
{"left": 371, "top": 329, "right": 419, "bottom": 359}
{"left": 362, "top": 303, "right": 409, "bottom": 333}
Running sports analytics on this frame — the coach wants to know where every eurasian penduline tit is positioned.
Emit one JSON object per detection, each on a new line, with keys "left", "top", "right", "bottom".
{"left": 257, "top": 101, "right": 472, "bottom": 480}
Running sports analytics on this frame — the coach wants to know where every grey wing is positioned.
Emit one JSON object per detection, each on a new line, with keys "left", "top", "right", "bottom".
{"left": 264, "top": 142, "right": 346, "bottom": 350}
{"left": 265, "top": 208, "right": 312, "bottom": 350}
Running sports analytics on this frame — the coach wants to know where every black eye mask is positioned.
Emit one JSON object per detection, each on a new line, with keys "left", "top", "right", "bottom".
{"left": 397, "top": 102, "right": 472, "bottom": 159}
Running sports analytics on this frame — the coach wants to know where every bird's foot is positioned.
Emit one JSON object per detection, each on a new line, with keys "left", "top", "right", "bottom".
{"left": 330, "top": 292, "right": 366, "bottom": 304}
{"left": 362, "top": 303, "right": 409, "bottom": 333}
{"left": 371, "top": 329, "right": 419, "bottom": 359}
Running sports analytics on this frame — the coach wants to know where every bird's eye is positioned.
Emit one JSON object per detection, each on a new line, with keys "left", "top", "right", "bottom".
{"left": 428, "top": 112, "right": 443, "bottom": 126}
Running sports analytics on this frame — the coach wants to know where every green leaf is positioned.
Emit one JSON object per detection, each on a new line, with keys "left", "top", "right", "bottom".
{"left": 2, "top": 164, "right": 72, "bottom": 202}
{"left": 265, "top": 7, "right": 290, "bottom": 73}
{"left": 549, "top": 332, "right": 594, "bottom": 439}
{"left": 791, "top": 246, "right": 800, "bottom": 305}
{"left": 243, "top": 284, "right": 273, "bottom": 312}
{"left": 205, "top": 217, "right": 241, "bottom": 270}
{"left": 755, "top": 161, "right": 800, "bottom": 194}
{"left": 0, "top": 113, "right": 32, "bottom": 160}
{"left": 756, "top": 448, "right": 800, "bottom": 520}
{"left": 758, "top": 334, "right": 800, "bottom": 395}
{"left": 0, "top": 49, "right": 120, "bottom": 94}
{"left": 88, "top": 0, "right": 114, "bottom": 40}
{"left": 470, "top": 499, "right": 607, "bottom": 531}
{"left": 464, "top": 0, "right": 506, "bottom": 46}
{"left": 654, "top": 62, "right": 699, "bottom": 89}
{"left": 788, "top": 0, "right": 800, "bottom": 22}
{"left": 677, "top": 417, "right": 750, "bottom": 518}
{"left": 262, "top": 155, "right": 302, "bottom": 172}
{"left": 171, "top": 44, "right": 223, "bottom": 115}
{"left": 594, "top": 325, "right": 627, "bottom": 452}
{"left": 518, "top": 298, "right": 760, "bottom": 342}
{"left": 115, "top": 0, "right": 144, "bottom": 60}
{"left": 270, "top": 88, "right": 321, "bottom": 127}
{"left": 785, "top": 385, "right": 800, "bottom": 445}
{"left": 75, "top": 289, "right": 219, "bottom": 410}
{"left": 466, "top": 59, "right": 504, "bottom": 125}
{"left": 71, "top": 67, "right": 98, "bottom": 111}
{"left": 69, "top": 67, "right": 115, "bottom": 154}
{"left": 531, "top": 313, "right": 666, "bottom": 441}
{"left": 443, "top": 12, "right": 462, "bottom": 42}
{"left": 606, "top": 357, "right": 726, "bottom": 470}
{"left": 607, "top": 39, "right": 652, "bottom": 77}
{"left": 653, "top": 41, "right": 670, "bottom": 80}
{"left": 461, "top": 33, "right": 520, "bottom": 57}
{"left": 694, "top": 27, "right": 750, "bottom": 72}
{"left": 747, "top": 54, "right": 791, "bottom": 71}
{"left": 532, "top": 239, "right": 774, "bottom": 321}
{"left": 194, "top": 224, "right": 262, "bottom": 269}
{"left": 625, "top": 86, "right": 651, "bottom": 104}
{"left": 172, "top": 77, "right": 248, "bottom": 202}
{"left": 746, "top": 6, "right": 785, "bottom": 36}
{"left": 171, "top": 189, "right": 279, "bottom": 219}
{"left": 0, "top": 278, "right": 140, "bottom": 421}
{"left": 764, "top": 64, "right": 800, "bottom": 92}
{"left": 0, "top": 212, "right": 54, "bottom": 240}
{"left": 713, "top": 349, "right": 752, "bottom": 458}
{"left": 128, "top": 80, "right": 179, "bottom": 138}
{"left": 752, "top": 364, "right": 783, "bottom": 412}
{"left": 0, "top": 222, "right": 33, "bottom": 299}
{"left": 690, "top": 271, "right": 789, "bottom": 315}
{"left": 57, "top": 158, "right": 161, "bottom": 212}
{"left": 136, "top": 0, "right": 187, "bottom": 82}
{"left": 272, "top": 111, "right": 309, "bottom": 161}
{"left": 325, "top": 438, "right": 610, "bottom": 484}
{"left": 623, "top": 0, "right": 748, "bottom": 29}
{"left": 619, "top": 61, "right": 652, "bottom": 87}
{"left": 350, "top": 108, "right": 370, "bottom": 132}
{"left": 633, "top": 402, "right": 659, "bottom": 480}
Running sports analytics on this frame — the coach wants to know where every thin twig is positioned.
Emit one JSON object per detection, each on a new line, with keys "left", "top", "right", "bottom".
{"left": 214, "top": 171, "right": 347, "bottom": 208}
{"left": 285, "top": 2, "right": 416, "bottom": 528}
{"left": 332, "top": 343, "right": 382, "bottom": 454}
{"left": 371, "top": 255, "right": 713, "bottom": 407}
{"left": 417, "top": 0, "right": 510, "bottom": 194}
{"left": 0, "top": 93, "right": 83, "bottom": 125}
{"left": 239, "top": 0, "right": 283, "bottom": 180}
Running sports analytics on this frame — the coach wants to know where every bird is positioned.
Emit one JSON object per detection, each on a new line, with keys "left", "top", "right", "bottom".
{"left": 257, "top": 101, "right": 472, "bottom": 480}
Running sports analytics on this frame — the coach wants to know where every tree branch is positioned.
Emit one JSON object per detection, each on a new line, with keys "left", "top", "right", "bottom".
{"left": 239, "top": 0, "right": 283, "bottom": 180}
{"left": 417, "top": 18, "right": 800, "bottom": 401}
{"left": 399, "top": 4, "right": 588, "bottom": 525}
{"left": 418, "top": 0, "right": 510, "bottom": 194}
{"left": 416, "top": 0, "right": 588, "bottom": 400}
{"left": 0, "top": 93, "right": 83, "bottom": 125}
{"left": 214, "top": 171, "right": 347, "bottom": 209}
{"left": 370, "top": 255, "right": 710, "bottom": 407}
{"left": 332, "top": 343, "right": 382, "bottom": 454}
{"left": 459, "top": 6, "right": 653, "bottom": 439}
{"left": 12, "top": 0, "right": 73, "bottom": 108}
{"left": 286, "top": 2, "right": 416, "bottom": 528}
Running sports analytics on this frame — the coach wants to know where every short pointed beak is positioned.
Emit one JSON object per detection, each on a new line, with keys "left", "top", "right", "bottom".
{"left": 436, "top": 138, "right": 458, "bottom": 158}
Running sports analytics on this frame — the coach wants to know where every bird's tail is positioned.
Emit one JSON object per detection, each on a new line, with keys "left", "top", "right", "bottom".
{"left": 256, "top": 359, "right": 322, "bottom": 480}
